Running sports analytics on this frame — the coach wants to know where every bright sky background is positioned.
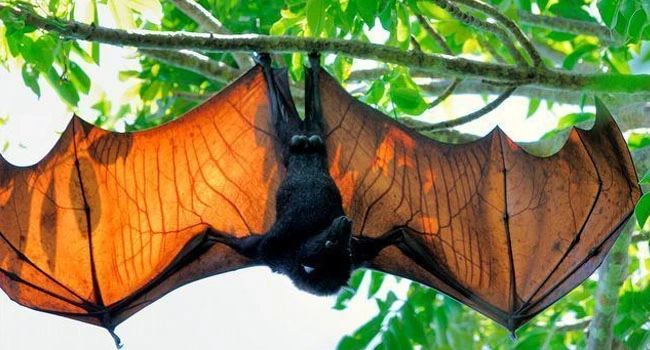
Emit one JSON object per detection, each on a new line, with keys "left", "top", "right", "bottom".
{"left": 0, "top": 10, "right": 590, "bottom": 349}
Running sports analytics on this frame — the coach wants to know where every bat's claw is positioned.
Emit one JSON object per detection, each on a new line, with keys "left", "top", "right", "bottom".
{"left": 290, "top": 134, "right": 324, "bottom": 152}
{"left": 290, "top": 135, "right": 309, "bottom": 149}
{"left": 308, "top": 135, "right": 323, "bottom": 147}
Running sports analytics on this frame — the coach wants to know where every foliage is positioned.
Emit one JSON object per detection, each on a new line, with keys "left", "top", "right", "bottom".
{"left": 0, "top": 0, "right": 649, "bottom": 349}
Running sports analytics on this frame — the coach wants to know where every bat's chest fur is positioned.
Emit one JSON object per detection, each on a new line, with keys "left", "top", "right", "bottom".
{"left": 257, "top": 149, "right": 353, "bottom": 295}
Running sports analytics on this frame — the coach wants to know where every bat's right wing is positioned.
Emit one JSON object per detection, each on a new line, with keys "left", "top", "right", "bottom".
{"left": 0, "top": 65, "right": 283, "bottom": 332}
{"left": 319, "top": 69, "right": 640, "bottom": 331}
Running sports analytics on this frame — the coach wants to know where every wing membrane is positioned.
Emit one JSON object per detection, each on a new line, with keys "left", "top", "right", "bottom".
{"left": 320, "top": 70, "right": 640, "bottom": 329}
{"left": 0, "top": 66, "right": 281, "bottom": 327}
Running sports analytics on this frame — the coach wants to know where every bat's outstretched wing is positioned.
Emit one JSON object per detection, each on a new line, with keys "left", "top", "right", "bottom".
{"left": 0, "top": 66, "right": 282, "bottom": 332}
{"left": 320, "top": 70, "right": 640, "bottom": 330}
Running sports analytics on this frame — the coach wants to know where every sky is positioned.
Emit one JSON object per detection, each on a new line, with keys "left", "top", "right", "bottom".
{"left": 0, "top": 11, "right": 589, "bottom": 350}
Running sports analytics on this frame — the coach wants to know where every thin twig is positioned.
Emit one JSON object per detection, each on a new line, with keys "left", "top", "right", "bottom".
{"left": 631, "top": 231, "right": 650, "bottom": 244}
{"left": 167, "top": 0, "right": 251, "bottom": 69}
{"left": 428, "top": 79, "right": 461, "bottom": 108}
{"left": 414, "top": 15, "right": 462, "bottom": 108}
{"left": 556, "top": 319, "right": 592, "bottom": 333}
{"left": 479, "top": 37, "right": 506, "bottom": 64}
{"left": 167, "top": 0, "right": 226, "bottom": 33}
{"left": 415, "top": 14, "right": 452, "bottom": 55}
{"left": 430, "top": 0, "right": 528, "bottom": 66}
{"left": 410, "top": 35, "right": 422, "bottom": 52}
{"left": 173, "top": 90, "right": 206, "bottom": 101}
{"left": 7, "top": 5, "right": 650, "bottom": 94}
{"left": 517, "top": 10, "right": 623, "bottom": 47}
{"left": 140, "top": 49, "right": 238, "bottom": 83}
{"left": 454, "top": 0, "right": 542, "bottom": 66}
{"left": 415, "top": 86, "right": 517, "bottom": 131}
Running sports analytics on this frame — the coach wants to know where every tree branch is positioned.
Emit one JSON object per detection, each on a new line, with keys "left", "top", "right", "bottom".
{"left": 517, "top": 11, "right": 624, "bottom": 47}
{"left": 167, "top": 0, "right": 226, "bottom": 34}
{"left": 428, "top": 79, "right": 461, "bottom": 108}
{"left": 454, "top": 0, "right": 542, "bottom": 66}
{"left": 6, "top": 6, "right": 648, "bottom": 95}
{"left": 586, "top": 221, "right": 634, "bottom": 350}
{"left": 412, "top": 86, "right": 516, "bottom": 131}
{"left": 556, "top": 318, "right": 591, "bottom": 333}
{"left": 430, "top": 0, "right": 528, "bottom": 66}
{"left": 414, "top": 14, "right": 461, "bottom": 108}
{"left": 168, "top": 0, "right": 251, "bottom": 69}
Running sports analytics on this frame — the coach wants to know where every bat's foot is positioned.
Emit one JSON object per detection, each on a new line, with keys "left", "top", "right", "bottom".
{"left": 289, "top": 134, "right": 324, "bottom": 152}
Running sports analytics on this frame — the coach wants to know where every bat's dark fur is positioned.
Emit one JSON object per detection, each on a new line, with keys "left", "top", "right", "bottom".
{"left": 237, "top": 54, "right": 354, "bottom": 295}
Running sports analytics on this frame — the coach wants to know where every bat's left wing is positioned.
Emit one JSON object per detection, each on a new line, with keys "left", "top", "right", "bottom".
{"left": 319, "top": 69, "right": 640, "bottom": 331}
{"left": 0, "top": 65, "right": 283, "bottom": 335}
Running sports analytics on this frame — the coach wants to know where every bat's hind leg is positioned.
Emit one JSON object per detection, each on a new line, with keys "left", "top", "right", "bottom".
{"left": 287, "top": 53, "right": 326, "bottom": 154}
{"left": 257, "top": 52, "right": 326, "bottom": 156}
{"left": 256, "top": 53, "right": 303, "bottom": 148}
{"left": 304, "top": 52, "right": 324, "bottom": 137}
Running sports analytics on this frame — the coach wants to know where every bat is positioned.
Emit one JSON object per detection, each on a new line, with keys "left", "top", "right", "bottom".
{"left": 0, "top": 53, "right": 640, "bottom": 346}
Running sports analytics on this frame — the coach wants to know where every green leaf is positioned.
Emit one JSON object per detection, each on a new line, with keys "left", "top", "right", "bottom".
{"left": 557, "top": 112, "right": 594, "bottom": 129}
{"left": 365, "top": 80, "right": 386, "bottom": 105}
{"left": 20, "top": 35, "right": 56, "bottom": 74}
{"left": 333, "top": 288, "right": 355, "bottom": 310}
{"left": 333, "top": 55, "right": 352, "bottom": 81}
{"left": 634, "top": 192, "right": 650, "bottom": 228}
{"left": 337, "top": 336, "right": 364, "bottom": 350}
{"left": 395, "top": 3, "right": 409, "bottom": 43}
{"left": 306, "top": 0, "right": 326, "bottom": 36}
{"left": 87, "top": 0, "right": 100, "bottom": 63}
{"left": 378, "top": 0, "right": 395, "bottom": 30}
{"left": 628, "top": 132, "right": 650, "bottom": 150}
{"left": 91, "top": 99, "right": 111, "bottom": 116}
{"left": 71, "top": 41, "right": 94, "bottom": 64}
{"left": 390, "top": 85, "right": 427, "bottom": 115}
{"left": 639, "top": 170, "right": 650, "bottom": 184}
{"left": 349, "top": 269, "right": 366, "bottom": 290}
{"left": 21, "top": 64, "right": 40, "bottom": 97}
{"left": 402, "top": 304, "right": 429, "bottom": 346}
{"left": 562, "top": 44, "right": 598, "bottom": 70}
{"left": 68, "top": 62, "right": 91, "bottom": 94}
{"left": 128, "top": 0, "right": 164, "bottom": 24}
{"left": 627, "top": 8, "right": 649, "bottom": 40}
{"left": 515, "top": 0, "right": 531, "bottom": 11}
{"left": 49, "top": 0, "right": 61, "bottom": 14}
{"left": 337, "top": 312, "right": 386, "bottom": 350}
{"left": 538, "top": 0, "right": 549, "bottom": 11}
{"left": 526, "top": 98, "right": 540, "bottom": 118}
{"left": 108, "top": 0, "right": 136, "bottom": 29}
{"left": 598, "top": 0, "right": 618, "bottom": 27}
{"left": 44, "top": 67, "right": 79, "bottom": 106}
{"left": 119, "top": 70, "right": 140, "bottom": 81}
{"left": 367, "top": 271, "right": 385, "bottom": 298}
{"left": 549, "top": 1, "right": 593, "bottom": 22}
{"left": 380, "top": 322, "right": 398, "bottom": 350}
{"left": 356, "top": 0, "right": 379, "bottom": 28}
{"left": 415, "top": 1, "right": 450, "bottom": 19}
{"left": 376, "top": 291, "right": 397, "bottom": 312}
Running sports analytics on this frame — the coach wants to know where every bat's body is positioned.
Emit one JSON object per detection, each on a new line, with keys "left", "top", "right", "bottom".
{"left": 234, "top": 54, "right": 354, "bottom": 296}
{"left": 0, "top": 53, "right": 640, "bottom": 346}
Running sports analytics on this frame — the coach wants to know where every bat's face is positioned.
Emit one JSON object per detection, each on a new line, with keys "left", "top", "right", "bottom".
{"left": 283, "top": 216, "right": 354, "bottom": 296}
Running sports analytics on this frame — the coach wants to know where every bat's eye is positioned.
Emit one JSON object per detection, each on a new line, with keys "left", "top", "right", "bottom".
{"left": 325, "top": 240, "right": 335, "bottom": 248}
{"left": 302, "top": 265, "right": 316, "bottom": 274}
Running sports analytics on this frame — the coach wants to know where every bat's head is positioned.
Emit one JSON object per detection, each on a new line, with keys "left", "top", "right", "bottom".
{"left": 287, "top": 216, "right": 354, "bottom": 296}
